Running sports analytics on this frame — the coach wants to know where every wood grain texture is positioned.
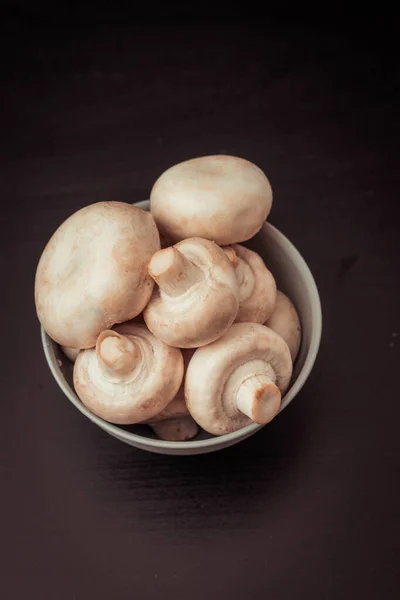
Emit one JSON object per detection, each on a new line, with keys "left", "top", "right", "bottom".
{"left": 1, "top": 13, "right": 399, "bottom": 600}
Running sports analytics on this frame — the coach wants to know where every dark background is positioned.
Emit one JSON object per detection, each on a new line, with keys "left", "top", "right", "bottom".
{"left": 1, "top": 2, "right": 399, "bottom": 599}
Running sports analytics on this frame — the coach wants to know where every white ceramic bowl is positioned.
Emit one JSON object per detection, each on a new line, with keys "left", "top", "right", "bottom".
{"left": 41, "top": 200, "right": 322, "bottom": 455}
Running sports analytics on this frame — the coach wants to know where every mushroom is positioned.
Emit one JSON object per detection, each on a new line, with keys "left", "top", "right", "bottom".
{"left": 185, "top": 323, "right": 292, "bottom": 435}
{"left": 143, "top": 349, "right": 200, "bottom": 441}
{"left": 223, "top": 244, "right": 277, "bottom": 324}
{"left": 265, "top": 291, "right": 302, "bottom": 362}
{"left": 61, "top": 346, "right": 80, "bottom": 363}
{"left": 73, "top": 322, "right": 184, "bottom": 424}
{"left": 143, "top": 237, "right": 239, "bottom": 348}
{"left": 150, "top": 155, "right": 273, "bottom": 245}
{"left": 35, "top": 201, "right": 160, "bottom": 349}
{"left": 150, "top": 417, "right": 200, "bottom": 442}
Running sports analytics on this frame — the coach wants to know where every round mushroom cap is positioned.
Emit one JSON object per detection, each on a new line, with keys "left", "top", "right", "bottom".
{"left": 73, "top": 322, "right": 183, "bottom": 425}
{"left": 35, "top": 201, "right": 160, "bottom": 349}
{"left": 185, "top": 323, "right": 293, "bottom": 435}
{"left": 144, "top": 238, "right": 239, "bottom": 348}
{"left": 224, "top": 244, "right": 277, "bottom": 324}
{"left": 265, "top": 291, "right": 302, "bottom": 362}
{"left": 150, "top": 155, "right": 273, "bottom": 245}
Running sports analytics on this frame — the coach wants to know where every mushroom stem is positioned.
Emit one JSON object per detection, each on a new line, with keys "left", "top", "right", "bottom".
{"left": 148, "top": 246, "right": 204, "bottom": 297}
{"left": 96, "top": 330, "right": 139, "bottom": 376}
{"left": 236, "top": 374, "right": 281, "bottom": 425}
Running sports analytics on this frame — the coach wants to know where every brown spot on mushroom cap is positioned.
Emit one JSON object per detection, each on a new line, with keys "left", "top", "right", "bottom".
{"left": 265, "top": 290, "right": 302, "bottom": 362}
{"left": 73, "top": 322, "right": 183, "bottom": 424}
{"left": 185, "top": 322, "right": 292, "bottom": 435}
{"left": 150, "top": 155, "right": 273, "bottom": 245}
{"left": 144, "top": 238, "right": 239, "bottom": 348}
{"left": 35, "top": 201, "right": 160, "bottom": 349}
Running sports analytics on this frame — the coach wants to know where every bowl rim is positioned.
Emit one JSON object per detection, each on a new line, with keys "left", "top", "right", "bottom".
{"left": 41, "top": 200, "right": 322, "bottom": 450}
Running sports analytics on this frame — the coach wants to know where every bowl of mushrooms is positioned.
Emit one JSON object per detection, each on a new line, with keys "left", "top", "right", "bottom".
{"left": 37, "top": 155, "right": 322, "bottom": 455}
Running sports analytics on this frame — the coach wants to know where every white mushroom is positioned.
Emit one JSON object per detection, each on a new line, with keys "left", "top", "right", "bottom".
{"left": 150, "top": 155, "right": 273, "bottom": 245}
{"left": 223, "top": 244, "right": 276, "bottom": 324}
{"left": 185, "top": 323, "right": 293, "bottom": 435}
{"left": 144, "top": 238, "right": 239, "bottom": 347}
{"left": 35, "top": 201, "right": 160, "bottom": 349}
{"left": 265, "top": 291, "right": 302, "bottom": 362}
{"left": 73, "top": 322, "right": 183, "bottom": 424}
{"left": 150, "top": 417, "right": 200, "bottom": 442}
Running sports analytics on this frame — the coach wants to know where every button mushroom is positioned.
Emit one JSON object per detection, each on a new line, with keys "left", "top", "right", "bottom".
{"left": 150, "top": 417, "right": 200, "bottom": 442}
{"left": 150, "top": 155, "right": 273, "bottom": 245}
{"left": 143, "top": 237, "right": 239, "bottom": 348}
{"left": 73, "top": 322, "right": 184, "bottom": 424}
{"left": 223, "top": 244, "right": 277, "bottom": 324}
{"left": 185, "top": 323, "right": 292, "bottom": 435}
{"left": 35, "top": 201, "right": 160, "bottom": 349}
{"left": 265, "top": 290, "right": 302, "bottom": 362}
{"left": 143, "top": 349, "right": 200, "bottom": 441}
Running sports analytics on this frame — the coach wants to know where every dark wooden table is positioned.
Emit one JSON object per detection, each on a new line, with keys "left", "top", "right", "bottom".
{"left": 2, "top": 10, "right": 399, "bottom": 600}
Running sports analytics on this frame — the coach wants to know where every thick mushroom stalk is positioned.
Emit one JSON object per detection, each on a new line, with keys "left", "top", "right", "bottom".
{"left": 149, "top": 247, "right": 204, "bottom": 297}
{"left": 150, "top": 155, "right": 273, "bottom": 245}
{"left": 73, "top": 322, "right": 184, "bottom": 424}
{"left": 144, "top": 237, "right": 239, "bottom": 348}
{"left": 35, "top": 201, "right": 160, "bottom": 349}
{"left": 223, "top": 244, "right": 277, "bottom": 324}
{"left": 96, "top": 330, "right": 139, "bottom": 378}
{"left": 235, "top": 362, "right": 281, "bottom": 424}
{"left": 185, "top": 323, "right": 293, "bottom": 435}
{"left": 265, "top": 290, "right": 302, "bottom": 362}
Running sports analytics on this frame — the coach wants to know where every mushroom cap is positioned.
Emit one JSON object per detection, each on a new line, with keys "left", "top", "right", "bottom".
{"left": 144, "top": 238, "right": 239, "bottom": 348}
{"left": 73, "top": 322, "right": 184, "bottom": 424}
{"left": 225, "top": 244, "right": 277, "bottom": 324}
{"left": 265, "top": 291, "right": 302, "bottom": 362}
{"left": 150, "top": 416, "right": 200, "bottom": 441}
{"left": 150, "top": 155, "right": 272, "bottom": 245}
{"left": 61, "top": 346, "right": 80, "bottom": 363}
{"left": 185, "top": 323, "right": 292, "bottom": 435}
{"left": 35, "top": 201, "right": 160, "bottom": 349}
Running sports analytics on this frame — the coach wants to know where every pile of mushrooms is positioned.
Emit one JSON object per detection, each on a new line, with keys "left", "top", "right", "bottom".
{"left": 35, "top": 155, "right": 302, "bottom": 441}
